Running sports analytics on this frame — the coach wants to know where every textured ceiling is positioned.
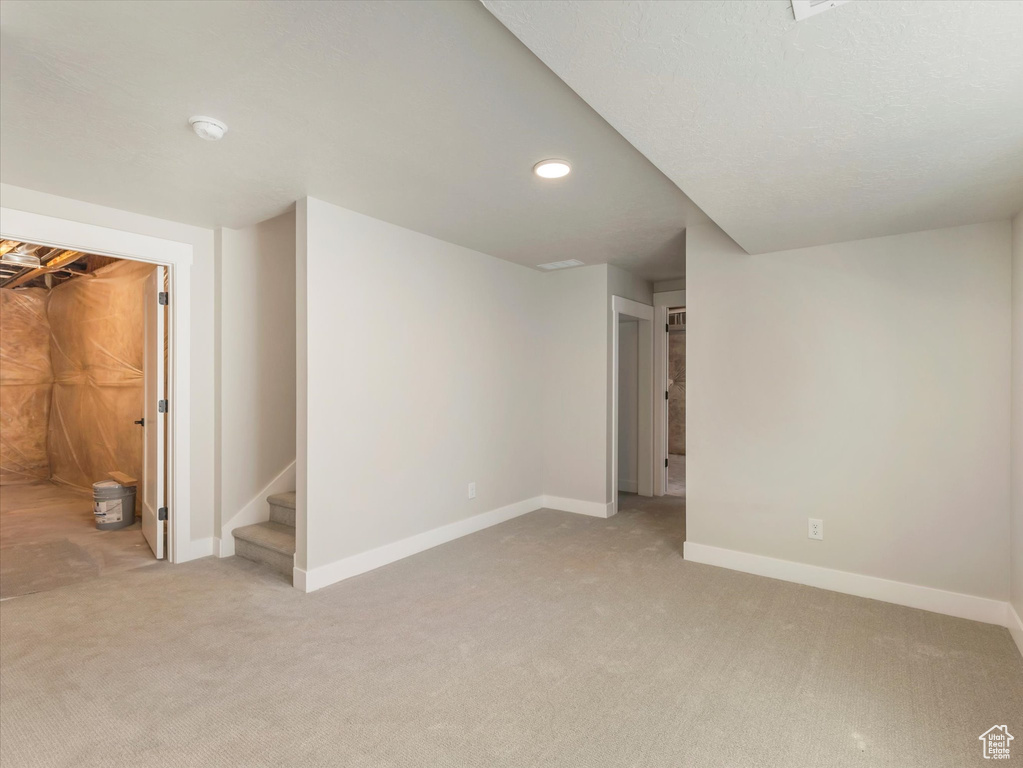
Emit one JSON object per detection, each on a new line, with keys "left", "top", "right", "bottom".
{"left": 484, "top": 0, "right": 1023, "bottom": 254}
{"left": 0, "top": 1, "right": 708, "bottom": 280}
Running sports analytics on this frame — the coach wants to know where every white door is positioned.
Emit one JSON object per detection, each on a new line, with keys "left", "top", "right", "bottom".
{"left": 142, "top": 266, "right": 166, "bottom": 559}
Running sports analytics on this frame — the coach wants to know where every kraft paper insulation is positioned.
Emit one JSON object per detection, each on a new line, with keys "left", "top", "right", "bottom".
{"left": 0, "top": 288, "right": 52, "bottom": 484}
{"left": 0, "top": 259, "right": 152, "bottom": 490}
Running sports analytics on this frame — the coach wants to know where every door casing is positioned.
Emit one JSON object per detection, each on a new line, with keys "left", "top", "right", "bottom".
{"left": 610, "top": 295, "right": 654, "bottom": 516}
{"left": 1, "top": 207, "right": 194, "bottom": 562}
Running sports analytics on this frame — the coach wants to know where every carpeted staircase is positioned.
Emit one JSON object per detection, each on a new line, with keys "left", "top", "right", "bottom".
{"left": 233, "top": 492, "right": 296, "bottom": 582}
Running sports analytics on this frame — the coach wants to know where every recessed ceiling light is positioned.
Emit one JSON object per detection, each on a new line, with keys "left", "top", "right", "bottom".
{"left": 534, "top": 159, "right": 571, "bottom": 179}
{"left": 189, "top": 115, "right": 228, "bottom": 141}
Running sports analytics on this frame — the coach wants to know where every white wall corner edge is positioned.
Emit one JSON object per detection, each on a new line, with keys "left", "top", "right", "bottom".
{"left": 295, "top": 495, "right": 544, "bottom": 593}
{"left": 542, "top": 495, "right": 615, "bottom": 518}
{"left": 217, "top": 460, "right": 297, "bottom": 558}
{"left": 185, "top": 537, "right": 215, "bottom": 561}
{"left": 1007, "top": 603, "right": 1023, "bottom": 659}
{"left": 683, "top": 541, "right": 1011, "bottom": 628}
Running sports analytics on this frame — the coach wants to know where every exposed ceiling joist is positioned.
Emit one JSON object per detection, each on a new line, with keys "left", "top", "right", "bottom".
{"left": 1, "top": 248, "right": 83, "bottom": 289}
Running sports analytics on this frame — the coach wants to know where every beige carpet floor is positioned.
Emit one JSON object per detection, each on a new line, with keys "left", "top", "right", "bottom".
{"left": 1, "top": 493, "right": 1021, "bottom": 767}
{"left": 0, "top": 482, "right": 156, "bottom": 599}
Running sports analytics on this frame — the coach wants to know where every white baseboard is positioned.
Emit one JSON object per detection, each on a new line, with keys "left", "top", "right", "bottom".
{"left": 1007, "top": 603, "right": 1023, "bottom": 658}
{"left": 218, "top": 460, "right": 296, "bottom": 558}
{"left": 218, "top": 535, "right": 237, "bottom": 559}
{"left": 684, "top": 541, "right": 1009, "bottom": 627}
{"left": 618, "top": 479, "right": 638, "bottom": 494}
{"left": 296, "top": 495, "right": 544, "bottom": 593}
{"left": 181, "top": 537, "right": 214, "bottom": 562}
{"left": 292, "top": 565, "right": 308, "bottom": 592}
{"left": 542, "top": 495, "right": 615, "bottom": 518}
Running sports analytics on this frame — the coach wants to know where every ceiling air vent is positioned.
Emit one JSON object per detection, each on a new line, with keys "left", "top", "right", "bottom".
{"left": 791, "top": 0, "right": 851, "bottom": 21}
{"left": 537, "top": 259, "right": 584, "bottom": 271}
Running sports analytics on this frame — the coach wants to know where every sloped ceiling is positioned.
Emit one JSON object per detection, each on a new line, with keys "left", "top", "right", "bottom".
{"left": 484, "top": 0, "right": 1023, "bottom": 254}
{"left": 0, "top": 0, "right": 708, "bottom": 280}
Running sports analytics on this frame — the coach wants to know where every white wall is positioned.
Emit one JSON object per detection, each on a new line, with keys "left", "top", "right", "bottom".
{"left": 609, "top": 264, "right": 655, "bottom": 306}
{"left": 0, "top": 183, "right": 216, "bottom": 555}
{"left": 653, "top": 278, "right": 686, "bottom": 293}
{"left": 297, "top": 198, "right": 544, "bottom": 576}
{"left": 1011, "top": 210, "right": 1023, "bottom": 628}
{"left": 216, "top": 212, "right": 296, "bottom": 549}
{"left": 686, "top": 220, "right": 1013, "bottom": 601}
{"left": 539, "top": 263, "right": 654, "bottom": 510}
{"left": 541, "top": 265, "right": 609, "bottom": 507}
{"left": 617, "top": 318, "right": 639, "bottom": 492}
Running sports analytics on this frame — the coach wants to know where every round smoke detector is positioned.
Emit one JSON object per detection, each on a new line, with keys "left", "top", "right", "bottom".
{"left": 189, "top": 115, "right": 228, "bottom": 141}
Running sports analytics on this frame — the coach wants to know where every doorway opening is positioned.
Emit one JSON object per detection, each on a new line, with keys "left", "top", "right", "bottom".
{"left": 646, "top": 289, "right": 686, "bottom": 543}
{"left": 666, "top": 306, "right": 685, "bottom": 497}
{"left": 0, "top": 240, "right": 168, "bottom": 598}
{"left": 611, "top": 295, "right": 653, "bottom": 516}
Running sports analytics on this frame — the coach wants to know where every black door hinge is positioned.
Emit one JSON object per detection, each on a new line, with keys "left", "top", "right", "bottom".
{"left": 665, "top": 458, "right": 669, "bottom": 468}
{"left": 158, "top": 399, "right": 168, "bottom": 413}
{"left": 158, "top": 507, "right": 168, "bottom": 521}
{"left": 665, "top": 323, "right": 669, "bottom": 332}
{"left": 158, "top": 292, "right": 169, "bottom": 306}
{"left": 665, "top": 391, "right": 669, "bottom": 400}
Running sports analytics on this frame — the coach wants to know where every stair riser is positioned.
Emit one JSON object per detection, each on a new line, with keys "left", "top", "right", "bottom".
{"left": 236, "top": 539, "right": 294, "bottom": 579}
{"left": 269, "top": 502, "right": 296, "bottom": 527}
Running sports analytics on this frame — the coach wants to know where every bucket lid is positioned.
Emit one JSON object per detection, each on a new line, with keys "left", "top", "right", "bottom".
{"left": 93, "top": 480, "right": 121, "bottom": 490}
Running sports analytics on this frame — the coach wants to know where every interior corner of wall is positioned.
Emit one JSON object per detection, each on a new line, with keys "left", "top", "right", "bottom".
{"left": 219, "top": 460, "right": 297, "bottom": 543}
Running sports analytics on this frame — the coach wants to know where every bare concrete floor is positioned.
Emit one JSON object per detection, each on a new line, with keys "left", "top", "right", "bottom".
{"left": 0, "top": 481, "right": 155, "bottom": 599}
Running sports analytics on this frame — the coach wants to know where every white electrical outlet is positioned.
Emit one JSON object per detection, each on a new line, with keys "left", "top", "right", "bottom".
{"left": 808, "top": 518, "right": 823, "bottom": 540}
{"left": 468, "top": 482, "right": 476, "bottom": 500}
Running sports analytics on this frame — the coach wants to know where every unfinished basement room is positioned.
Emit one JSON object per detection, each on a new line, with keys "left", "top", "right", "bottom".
{"left": 0, "top": 1, "right": 1021, "bottom": 767}
{"left": 0, "top": 241, "right": 167, "bottom": 596}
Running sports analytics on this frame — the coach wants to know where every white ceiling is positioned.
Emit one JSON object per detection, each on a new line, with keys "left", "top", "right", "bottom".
{"left": 0, "top": 0, "right": 708, "bottom": 280}
{"left": 485, "top": 0, "right": 1023, "bottom": 254}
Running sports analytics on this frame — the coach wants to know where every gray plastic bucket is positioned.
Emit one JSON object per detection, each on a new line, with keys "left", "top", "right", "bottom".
{"left": 93, "top": 480, "right": 137, "bottom": 530}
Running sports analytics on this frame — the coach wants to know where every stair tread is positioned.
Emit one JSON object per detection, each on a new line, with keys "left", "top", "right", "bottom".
{"left": 233, "top": 521, "right": 296, "bottom": 555}
{"left": 267, "top": 491, "right": 296, "bottom": 510}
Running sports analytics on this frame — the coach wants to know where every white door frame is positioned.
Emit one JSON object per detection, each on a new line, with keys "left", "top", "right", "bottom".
{"left": 653, "top": 290, "right": 685, "bottom": 496}
{"left": 611, "top": 295, "right": 654, "bottom": 516}
{"left": 0, "top": 207, "right": 193, "bottom": 563}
